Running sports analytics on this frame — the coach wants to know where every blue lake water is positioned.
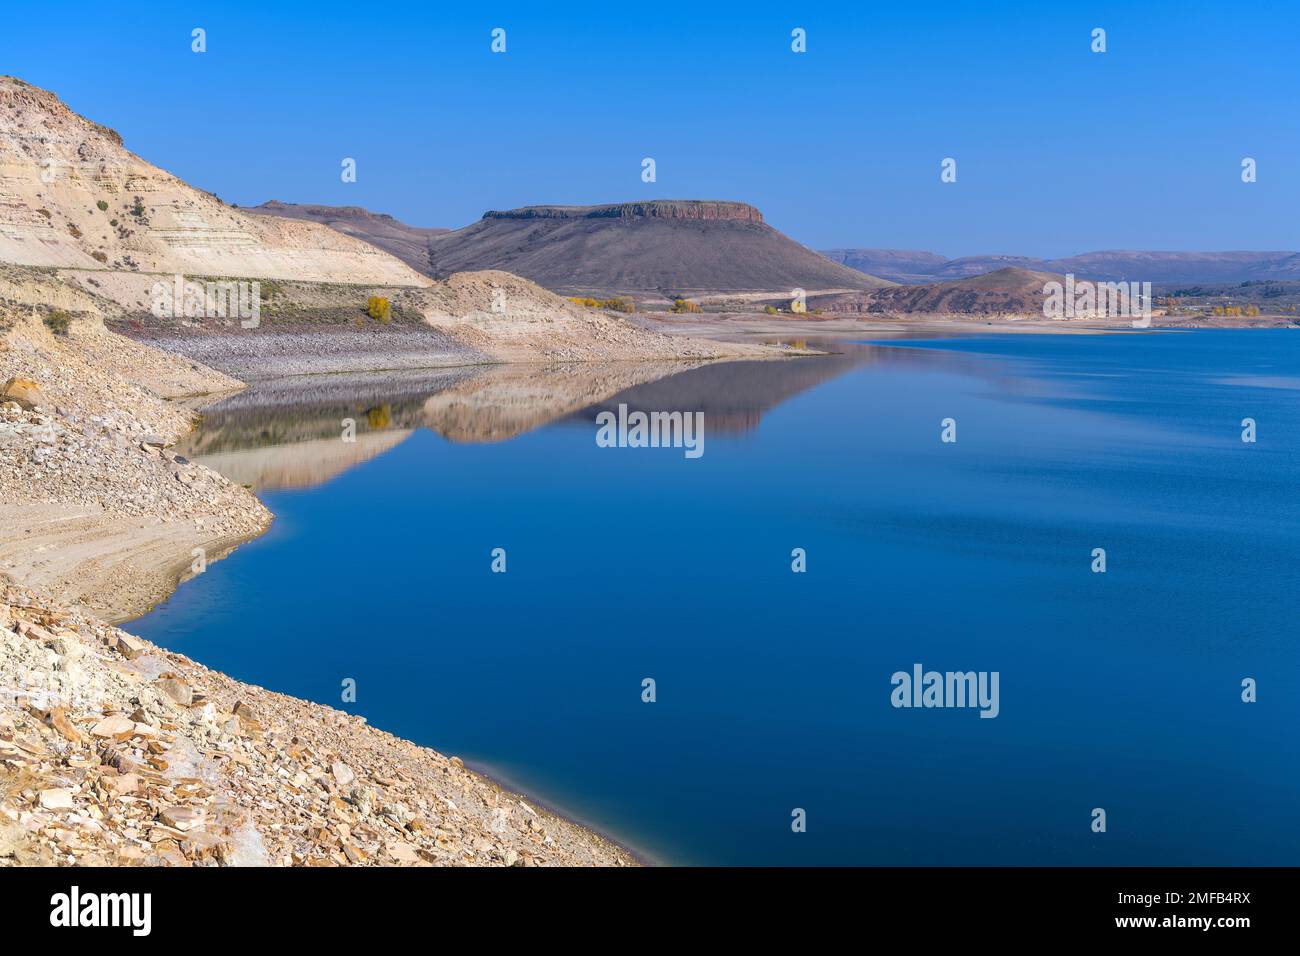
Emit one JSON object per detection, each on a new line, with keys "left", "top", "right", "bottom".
{"left": 132, "top": 331, "right": 1300, "bottom": 865}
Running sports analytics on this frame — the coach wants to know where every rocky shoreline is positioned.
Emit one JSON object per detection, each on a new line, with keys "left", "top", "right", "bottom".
{"left": 0, "top": 310, "right": 638, "bottom": 866}
{"left": 0, "top": 578, "right": 635, "bottom": 866}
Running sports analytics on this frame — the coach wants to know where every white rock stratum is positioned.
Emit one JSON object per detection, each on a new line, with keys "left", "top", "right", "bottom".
{"left": 0, "top": 76, "right": 430, "bottom": 285}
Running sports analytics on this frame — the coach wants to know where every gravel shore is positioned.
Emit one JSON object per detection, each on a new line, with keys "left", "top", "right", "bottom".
{"left": 0, "top": 310, "right": 637, "bottom": 866}
{"left": 0, "top": 578, "right": 635, "bottom": 866}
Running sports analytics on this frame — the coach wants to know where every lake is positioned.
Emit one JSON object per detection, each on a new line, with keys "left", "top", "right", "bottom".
{"left": 131, "top": 330, "right": 1300, "bottom": 865}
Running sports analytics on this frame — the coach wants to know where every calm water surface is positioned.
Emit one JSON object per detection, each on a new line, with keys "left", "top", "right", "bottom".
{"left": 132, "top": 331, "right": 1300, "bottom": 865}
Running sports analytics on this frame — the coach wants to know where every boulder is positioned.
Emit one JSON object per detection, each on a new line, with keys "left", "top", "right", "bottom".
{"left": 1, "top": 377, "right": 43, "bottom": 410}
{"left": 38, "top": 788, "right": 74, "bottom": 810}
{"left": 331, "top": 761, "right": 356, "bottom": 789}
{"left": 104, "top": 773, "right": 141, "bottom": 798}
{"left": 158, "top": 807, "right": 204, "bottom": 832}
{"left": 16, "top": 620, "right": 55, "bottom": 643}
{"left": 42, "top": 707, "right": 84, "bottom": 743}
{"left": 115, "top": 633, "right": 147, "bottom": 660}
{"left": 156, "top": 677, "right": 193, "bottom": 707}
{"left": 90, "top": 714, "right": 137, "bottom": 740}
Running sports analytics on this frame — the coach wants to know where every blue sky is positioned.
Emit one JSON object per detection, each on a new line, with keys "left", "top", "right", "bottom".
{"left": 3, "top": 1, "right": 1295, "bottom": 256}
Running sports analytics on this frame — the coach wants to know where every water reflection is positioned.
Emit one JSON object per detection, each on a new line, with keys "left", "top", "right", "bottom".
{"left": 184, "top": 347, "right": 898, "bottom": 490}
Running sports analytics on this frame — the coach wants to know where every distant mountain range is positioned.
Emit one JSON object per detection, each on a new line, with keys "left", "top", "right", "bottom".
{"left": 822, "top": 248, "right": 1300, "bottom": 286}
{"left": 246, "top": 194, "right": 1300, "bottom": 295}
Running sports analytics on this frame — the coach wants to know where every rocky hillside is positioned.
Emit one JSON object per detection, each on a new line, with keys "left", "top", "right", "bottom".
{"left": 0, "top": 77, "right": 428, "bottom": 285}
{"left": 427, "top": 200, "right": 891, "bottom": 295}
{"left": 811, "top": 267, "right": 1066, "bottom": 315}
{"left": 247, "top": 201, "right": 448, "bottom": 275}
{"left": 0, "top": 578, "right": 635, "bottom": 867}
{"left": 0, "top": 303, "right": 269, "bottom": 623}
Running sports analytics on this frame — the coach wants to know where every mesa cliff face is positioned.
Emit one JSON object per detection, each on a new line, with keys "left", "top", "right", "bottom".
{"left": 483, "top": 200, "right": 765, "bottom": 224}
{"left": 0, "top": 77, "right": 429, "bottom": 285}
{"left": 430, "top": 200, "right": 889, "bottom": 294}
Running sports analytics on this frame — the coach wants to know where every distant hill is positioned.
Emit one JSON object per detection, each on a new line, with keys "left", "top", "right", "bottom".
{"left": 821, "top": 249, "right": 952, "bottom": 284}
{"left": 1050, "top": 250, "right": 1300, "bottom": 284}
{"left": 824, "top": 246, "right": 1300, "bottom": 285}
{"left": 931, "top": 256, "right": 1052, "bottom": 281}
{"left": 810, "top": 267, "right": 1066, "bottom": 314}
{"left": 0, "top": 76, "right": 428, "bottom": 285}
{"left": 426, "top": 201, "right": 892, "bottom": 295}
{"left": 248, "top": 201, "right": 448, "bottom": 275}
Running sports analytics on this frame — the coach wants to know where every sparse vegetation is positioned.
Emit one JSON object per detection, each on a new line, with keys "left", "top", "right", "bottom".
{"left": 568, "top": 295, "right": 635, "bottom": 313}
{"left": 43, "top": 310, "right": 71, "bottom": 336}
{"left": 670, "top": 298, "right": 702, "bottom": 314}
{"left": 1211, "top": 304, "right": 1261, "bottom": 317}
{"left": 91, "top": 251, "right": 107, "bottom": 263}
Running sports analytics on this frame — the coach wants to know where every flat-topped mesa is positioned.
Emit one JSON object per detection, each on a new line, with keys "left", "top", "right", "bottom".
{"left": 483, "top": 200, "right": 765, "bottom": 224}
{"left": 435, "top": 198, "right": 886, "bottom": 293}
{"left": 257, "top": 200, "right": 402, "bottom": 224}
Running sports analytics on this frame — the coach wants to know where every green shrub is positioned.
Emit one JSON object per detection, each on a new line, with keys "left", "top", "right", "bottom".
{"left": 43, "top": 311, "right": 71, "bottom": 336}
{"left": 96, "top": 200, "right": 108, "bottom": 212}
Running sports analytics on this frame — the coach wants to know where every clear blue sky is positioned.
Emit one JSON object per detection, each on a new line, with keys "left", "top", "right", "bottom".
{"left": 3, "top": 1, "right": 1295, "bottom": 257}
